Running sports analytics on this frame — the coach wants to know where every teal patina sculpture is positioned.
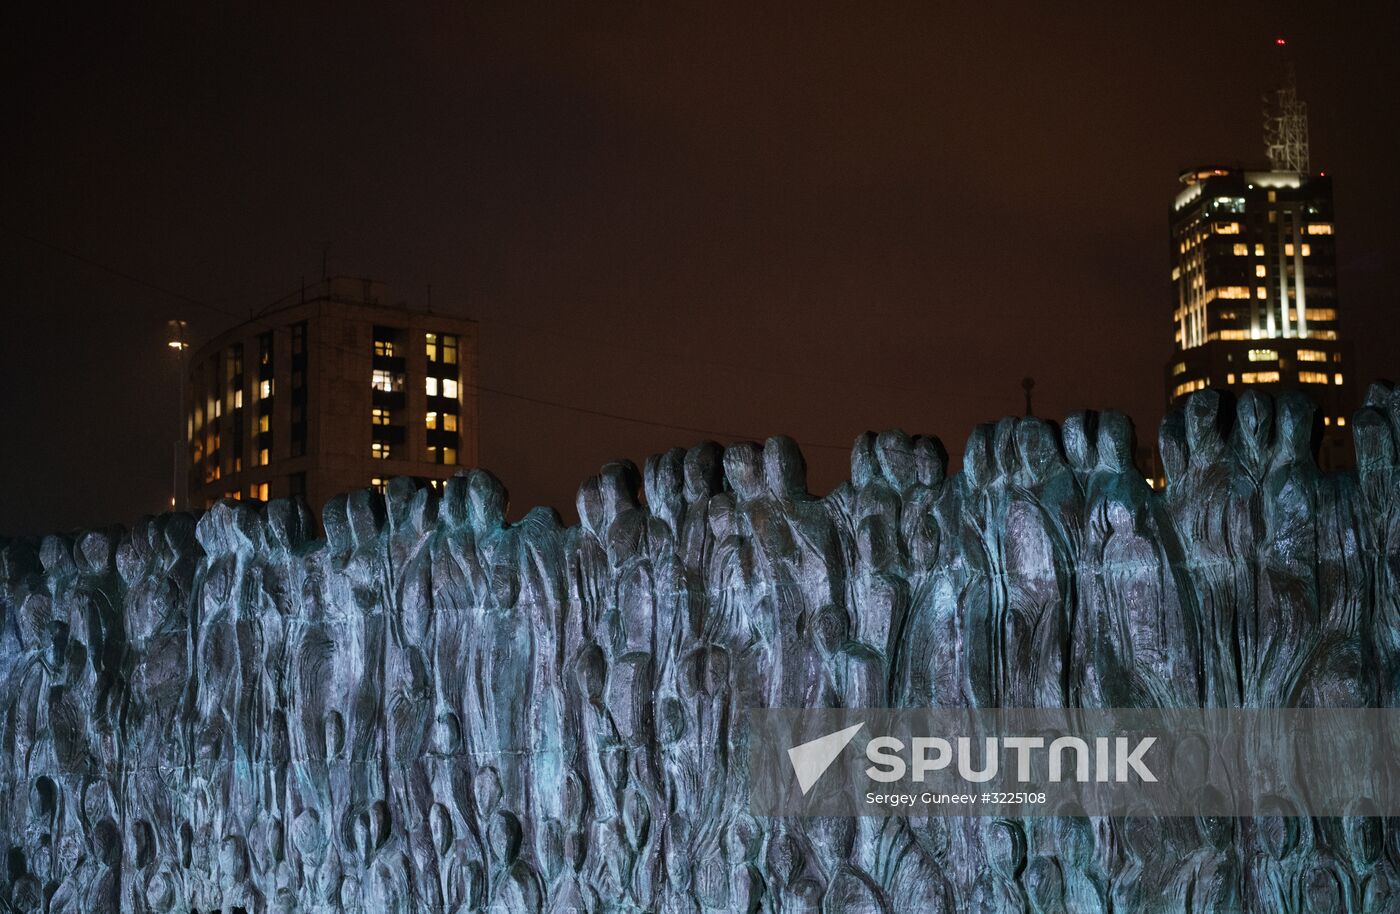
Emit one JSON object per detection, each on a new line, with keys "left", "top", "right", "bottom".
{"left": 2, "top": 383, "right": 1399, "bottom": 912}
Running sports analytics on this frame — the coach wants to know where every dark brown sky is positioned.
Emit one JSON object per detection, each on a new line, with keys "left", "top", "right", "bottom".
{"left": 3, "top": 2, "right": 1397, "bottom": 535}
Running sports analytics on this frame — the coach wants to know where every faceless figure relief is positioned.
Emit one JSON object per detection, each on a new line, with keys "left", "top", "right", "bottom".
{"left": 6, "top": 401, "right": 1400, "bottom": 912}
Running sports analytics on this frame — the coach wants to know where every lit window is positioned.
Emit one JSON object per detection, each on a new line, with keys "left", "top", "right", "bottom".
{"left": 1324, "top": 416, "right": 1332, "bottom": 427}
{"left": 1171, "top": 362, "right": 1187, "bottom": 377}
{"left": 1240, "top": 371, "right": 1281, "bottom": 384}
{"left": 372, "top": 442, "right": 391, "bottom": 460}
{"left": 234, "top": 389, "right": 244, "bottom": 409}
{"left": 444, "top": 446, "right": 457, "bottom": 464}
{"left": 260, "top": 379, "right": 274, "bottom": 399}
{"left": 1305, "top": 308, "right": 1336, "bottom": 321}
{"left": 258, "top": 447, "right": 270, "bottom": 466}
{"left": 426, "top": 411, "right": 438, "bottom": 430}
{"left": 1226, "top": 373, "right": 1236, "bottom": 384}
{"left": 1306, "top": 223, "right": 1333, "bottom": 235}
{"left": 1171, "top": 266, "right": 1181, "bottom": 280}
{"left": 1297, "top": 350, "right": 1327, "bottom": 362}
{"left": 1301, "top": 244, "right": 1311, "bottom": 256}
{"left": 370, "top": 477, "right": 387, "bottom": 494}
{"left": 442, "top": 335, "right": 458, "bottom": 365}
{"left": 1299, "top": 371, "right": 1329, "bottom": 385}
{"left": 1337, "top": 416, "right": 1347, "bottom": 427}
{"left": 372, "top": 369, "right": 402, "bottom": 392}
{"left": 1213, "top": 222, "right": 1240, "bottom": 234}
{"left": 426, "top": 377, "right": 438, "bottom": 397}
{"left": 252, "top": 483, "right": 269, "bottom": 501}
{"left": 1255, "top": 264, "right": 1266, "bottom": 278}
{"left": 1254, "top": 243, "right": 1264, "bottom": 256}
{"left": 374, "top": 339, "right": 397, "bottom": 357}
{"left": 1334, "top": 374, "right": 1344, "bottom": 386}
{"left": 425, "top": 333, "right": 438, "bottom": 361}
{"left": 1256, "top": 287, "right": 1266, "bottom": 299}
{"left": 442, "top": 378, "right": 459, "bottom": 399}
{"left": 1232, "top": 243, "right": 1248, "bottom": 256}
{"left": 1312, "top": 330, "right": 1339, "bottom": 340}
{"left": 1285, "top": 243, "right": 1295, "bottom": 257}
{"left": 1248, "top": 349, "right": 1277, "bottom": 362}
{"left": 1173, "top": 379, "right": 1206, "bottom": 398}
{"left": 214, "top": 399, "right": 223, "bottom": 418}
{"left": 258, "top": 414, "right": 270, "bottom": 433}
{"left": 1218, "top": 330, "right": 1250, "bottom": 341}
{"left": 1207, "top": 286, "right": 1251, "bottom": 301}
{"left": 372, "top": 408, "right": 392, "bottom": 426}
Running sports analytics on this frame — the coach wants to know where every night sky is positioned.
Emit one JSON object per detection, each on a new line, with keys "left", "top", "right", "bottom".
{"left": 4, "top": 3, "right": 1397, "bottom": 536}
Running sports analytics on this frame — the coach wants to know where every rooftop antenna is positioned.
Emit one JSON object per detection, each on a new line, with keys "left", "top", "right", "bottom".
{"left": 1263, "top": 37, "right": 1310, "bottom": 173}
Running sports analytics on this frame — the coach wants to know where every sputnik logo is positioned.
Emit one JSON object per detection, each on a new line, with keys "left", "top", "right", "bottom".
{"left": 788, "top": 723, "right": 864, "bottom": 795}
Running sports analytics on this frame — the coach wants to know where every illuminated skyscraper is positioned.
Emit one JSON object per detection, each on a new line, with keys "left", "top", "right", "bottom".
{"left": 185, "top": 277, "right": 479, "bottom": 510}
{"left": 1165, "top": 44, "right": 1354, "bottom": 468}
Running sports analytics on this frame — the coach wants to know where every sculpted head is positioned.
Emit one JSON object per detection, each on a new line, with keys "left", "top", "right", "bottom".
{"left": 644, "top": 448, "right": 685, "bottom": 522}
{"left": 345, "top": 489, "right": 384, "bottom": 552}
{"left": 1275, "top": 391, "right": 1316, "bottom": 464}
{"left": 466, "top": 469, "right": 508, "bottom": 534}
{"left": 1158, "top": 410, "right": 1188, "bottom": 487}
{"left": 722, "top": 442, "right": 765, "bottom": 501}
{"left": 1096, "top": 410, "right": 1135, "bottom": 474}
{"left": 441, "top": 472, "right": 471, "bottom": 529}
{"left": 321, "top": 494, "right": 351, "bottom": 557}
{"left": 1062, "top": 411, "right": 1097, "bottom": 476}
{"left": 913, "top": 435, "right": 947, "bottom": 488}
{"left": 993, "top": 416, "right": 1019, "bottom": 481}
{"left": 1354, "top": 408, "right": 1394, "bottom": 474}
{"left": 598, "top": 461, "right": 641, "bottom": 519}
{"left": 575, "top": 476, "right": 604, "bottom": 539}
{"left": 850, "top": 432, "right": 878, "bottom": 488}
{"left": 683, "top": 441, "right": 724, "bottom": 503}
{"left": 1234, "top": 390, "right": 1274, "bottom": 466}
{"left": 265, "top": 498, "right": 312, "bottom": 554}
{"left": 75, "top": 529, "right": 116, "bottom": 577}
{"left": 384, "top": 477, "right": 419, "bottom": 532}
{"left": 1014, "top": 417, "right": 1063, "bottom": 482}
{"left": 962, "top": 424, "right": 995, "bottom": 488}
{"left": 1185, "top": 389, "right": 1226, "bottom": 459}
{"left": 429, "top": 804, "right": 454, "bottom": 857}
{"left": 195, "top": 502, "right": 233, "bottom": 558}
{"left": 763, "top": 435, "right": 808, "bottom": 500}
{"left": 117, "top": 520, "right": 154, "bottom": 586}
{"left": 875, "top": 429, "right": 916, "bottom": 492}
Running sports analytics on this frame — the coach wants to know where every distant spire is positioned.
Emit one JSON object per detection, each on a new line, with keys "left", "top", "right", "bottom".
{"left": 1263, "top": 38, "right": 1310, "bottom": 173}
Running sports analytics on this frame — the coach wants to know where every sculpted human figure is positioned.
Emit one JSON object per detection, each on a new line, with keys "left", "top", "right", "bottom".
{"left": 679, "top": 441, "right": 724, "bottom": 587}
{"left": 1354, "top": 407, "right": 1400, "bottom": 704}
{"left": 1081, "top": 410, "right": 1199, "bottom": 709}
{"left": 1000, "top": 417, "right": 1075, "bottom": 707}
{"left": 708, "top": 441, "right": 774, "bottom": 708}
{"left": 1176, "top": 390, "right": 1241, "bottom": 707}
{"left": 952, "top": 423, "right": 999, "bottom": 708}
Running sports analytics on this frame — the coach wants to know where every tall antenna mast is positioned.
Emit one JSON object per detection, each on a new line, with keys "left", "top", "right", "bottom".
{"left": 1263, "top": 38, "right": 1310, "bottom": 173}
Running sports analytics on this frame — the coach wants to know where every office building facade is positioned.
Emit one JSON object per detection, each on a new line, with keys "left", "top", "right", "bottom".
{"left": 186, "top": 277, "right": 478, "bottom": 511}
